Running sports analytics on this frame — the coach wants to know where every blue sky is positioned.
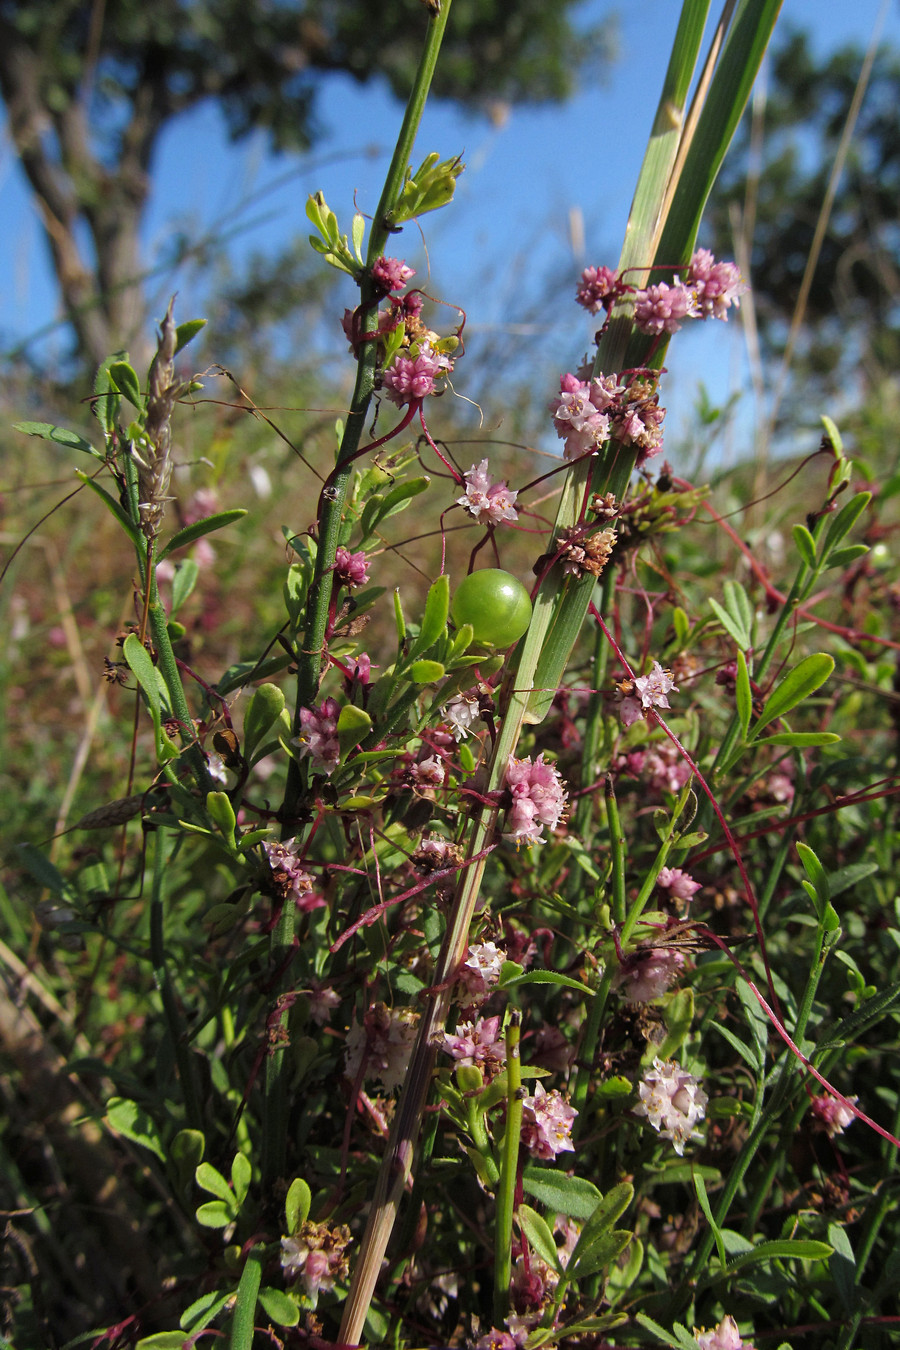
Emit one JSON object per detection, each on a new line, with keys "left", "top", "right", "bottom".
{"left": 0, "top": 0, "right": 896, "bottom": 450}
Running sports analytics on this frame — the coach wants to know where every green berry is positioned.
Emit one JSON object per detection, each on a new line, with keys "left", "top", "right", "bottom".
{"left": 450, "top": 569, "right": 532, "bottom": 648}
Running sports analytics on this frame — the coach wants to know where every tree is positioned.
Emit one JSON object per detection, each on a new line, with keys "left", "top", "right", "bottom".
{"left": 706, "top": 30, "right": 900, "bottom": 404}
{"left": 0, "top": 0, "right": 611, "bottom": 369}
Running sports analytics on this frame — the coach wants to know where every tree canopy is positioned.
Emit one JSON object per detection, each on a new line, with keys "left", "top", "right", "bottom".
{"left": 707, "top": 30, "right": 900, "bottom": 400}
{"left": 0, "top": 0, "right": 611, "bottom": 368}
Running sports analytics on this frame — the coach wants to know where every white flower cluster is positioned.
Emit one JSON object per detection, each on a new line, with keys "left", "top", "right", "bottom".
{"left": 634, "top": 1057, "right": 708, "bottom": 1155}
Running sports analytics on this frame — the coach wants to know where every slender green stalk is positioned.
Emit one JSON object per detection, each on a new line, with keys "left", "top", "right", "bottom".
{"left": 494, "top": 1013, "right": 523, "bottom": 1326}
{"left": 265, "top": 1, "right": 455, "bottom": 1193}
{"left": 605, "top": 776, "right": 627, "bottom": 926}
{"left": 229, "top": 1245, "right": 263, "bottom": 1350}
{"left": 283, "top": 0, "right": 453, "bottom": 829}
{"left": 148, "top": 828, "right": 203, "bottom": 1131}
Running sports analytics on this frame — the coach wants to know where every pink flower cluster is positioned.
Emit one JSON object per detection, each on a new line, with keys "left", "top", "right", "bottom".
{"left": 575, "top": 263, "right": 623, "bottom": 314}
{"left": 811, "top": 1093, "right": 858, "bottom": 1137}
{"left": 333, "top": 546, "right": 370, "bottom": 588}
{"left": 614, "top": 947, "right": 686, "bottom": 1002}
{"left": 280, "top": 1220, "right": 351, "bottom": 1299}
{"left": 657, "top": 866, "right": 701, "bottom": 903}
{"left": 457, "top": 459, "right": 519, "bottom": 527}
{"left": 504, "top": 754, "right": 568, "bottom": 846}
{"left": 521, "top": 1082, "right": 577, "bottom": 1159}
{"left": 263, "top": 839, "right": 323, "bottom": 913}
{"left": 458, "top": 940, "right": 507, "bottom": 1002}
{"left": 575, "top": 250, "right": 746, "bottom": 332}
{"left": 382, "top": 341, "right": 453, "bottom": 406}
{"left": 549, "top": 371, "right": 665, "bottom": 463}
{"left": 619, "top": 742, "right": 693, "bottom": 795}
{"left": 442, "top": 1015, "right": 506, "bottom": 1073}
{"left": 292, "top": 697, "right": 340, "bottom": 776}
{"left": 371, "top": 254, "right": 415, "bottom": 293}
{"left": 634, "top": 1057, "right": 708, "bottom": 1155}
{"left": 695, "top": 1316, "right": 756, "bottom": 1350}
{"left": 618, "top": 661, "right": 678, "bottom": 728}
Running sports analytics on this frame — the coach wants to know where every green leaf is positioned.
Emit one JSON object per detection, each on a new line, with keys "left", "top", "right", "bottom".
{"left": 169, "top": 1128, "right": 205, "bottom": 1193}
{"left": 169, "top": 558, "right": 199, "bottom": 617}
{"left": 13, "top": 420, "right": 101, "bottom": 458}
{"left": 196, "top": 1161, "right": 236, "bottom": 1204}
{"left": 93, "top": 352, "right": 124, "bottom": 433}
{"left": 570, "top": 1182, "right": 634, "bottom": 1259}
{"left": 136, "top": 1335, "right": 190, "bottom": 1349}
{"left": 498, "top": 969, "right": 593, "bottom": 997}
{"left": 337, "top": 703, "right": 373, "bottom": 755}
{"left": 409, "top": 574, "right": 450, "bottom": 660}
{"left": 753, "top": 654, "right": 835, "bottom": 734}
{"left": 694, "top": 1173, "right": 725, "bottom": 1268}
{"left": 180, "top": 1289, "right": 232, "bottom": 1332}
{"left": 75, "top": 470, "right": 140, "bottom": 546}
{"left": 243, "top": 684, "right": 287, "bottom": 761}
{"left": 635, "top": 1314, "right": 700, "bottom": 1350}
{"left": 828, "top": 1223, "right": 858, "bottom": 1314}
{"left": 519, "top": 1203, "right": 563, "bottom": 1274}
{"left": 755, "top": 731, "right": 841, "bottom": 748}
{"left": 821, "top": 492, "right": 871, "bottom": 561}
{"left": 285, "top": 1177, "right": 312, "bottom": 1232}
{"left": 796, "top": 842, "right": 830, "bottom": 911}
{"left": 569, "top": 1228, "right": 632, "bottom": 1279}
{"left": 707, "top": 599, "right": 743, "bottom": 648}
{"left": 195, "top": 1199, "right": 234, "bottom": 1228}
{"left": 258, "top": 1287, "right": 300, "bottom": 1328}
{"left": 792, "top": 523, "right": 817, "bottom": 570}
{"left": 657, "top": 987, "right": 694, "bottom": 1060}
{"left": 231, "top": 1152, "right": 252, "bottom": 1207}
{"left": 105, "top": 1097, "right": 165, "bottom": 1161}
{"left": 735, "top": 650, "right": 752, "bottom": 740}
{"left": 359, "top": 476, "right": 430, "bottom": 540}
{"left": 157, "top": 510, "right": 248, "bottom": 561}
{"left": 521, "top": 1168, "right": 602, "bottom": 1221}
{"left": 174, "top": 318, "right": 207, "bottom": 353}
{"left": 724, "top": 1238, "right": 832, "bottom": 1272}
{"left": 17, "top": 843, "right": 67, "bottom": 896}
{"left": 407, "top": 659, "right": 446, "bottom": 684}
{"left": 109, "top": 360, "right": 143, "bottom": 411}
{"left": 826, "top": 544, "right": 869, "bottom": 569}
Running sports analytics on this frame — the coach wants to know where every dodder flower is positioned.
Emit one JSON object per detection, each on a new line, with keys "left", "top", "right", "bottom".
{"left": 263, "top": 839, "right": 323, "bottom": 912}
{"left": 618, "top": 661, "right": 678, "bottom": 728}
{"left": 344, "top": 1003, "right": 419, "bottom": 1092}
{"left": 634, "top": 1057, "right": 708, "bottom": 1155}
{"left": 521, "top": 1082, "right": 577, "bottom": 1159}
{"left": 504, "top": 754, "right": 568, "bottom": 846}
{"left": 695, "top": 1316, "right": 756, "bottom": 1350}
{"left": 657, "top": 867, "right": 701, "bottom": 903}
{"left": 333, "top": 547, "right": 370, "bottom": 587}
{"left": 442, "top": 1015, "right": 507, "bottom": 1072}
{"left": 811, "top": 1093, "right": 858, "bottom": 1137}
{"left": 614, "top": 947, "right": 686, "bottom": 1003}
{"left": 382, "top": 341, "right": 452, "bottom": 405}
{"left": 458, "top": 940, "right": 507, "bottom": 1001}
{"left": 575, "top": 264, "right": 623, "bottom": 314}
{"left": 457, "top": 459, "right": 519, "bottom": 527}
{"left": 444, "top": 690, "right": 481, "bottom": 741}
{"left": 281, "top": 1220, "right": 351, "bottom": 1299}
{"left": 371, "top": 255, "right": 416, "bottom": 293}
{"left": 292, "top": 697, "right": 340, "bottom": 776}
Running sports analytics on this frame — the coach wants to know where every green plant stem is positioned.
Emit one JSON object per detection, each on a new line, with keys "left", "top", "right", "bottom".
{"left": 229, "top": 1245, "right": 263, "bottom": 1350}
{"left": 572, "top": 967, "right": 615, "bottom": 1117}
{"left": 265, "top": 1, "right": 454, "bottom": 1198}
{"left": 494, "top": 1013, "right": 523, "bottom": 1327}
{"left": 282, "top": 0, "right": 452, "bottom": 831}
{"left": 605, "top": 776, "right": 627, "bottom": 926}
{"left": 148, "top": 828, "right": 203, "bottom": 1131}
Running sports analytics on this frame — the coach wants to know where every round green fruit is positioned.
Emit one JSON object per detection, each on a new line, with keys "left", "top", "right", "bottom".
{"left": 450, "top": 569, "right": 533, "bottom": 648}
